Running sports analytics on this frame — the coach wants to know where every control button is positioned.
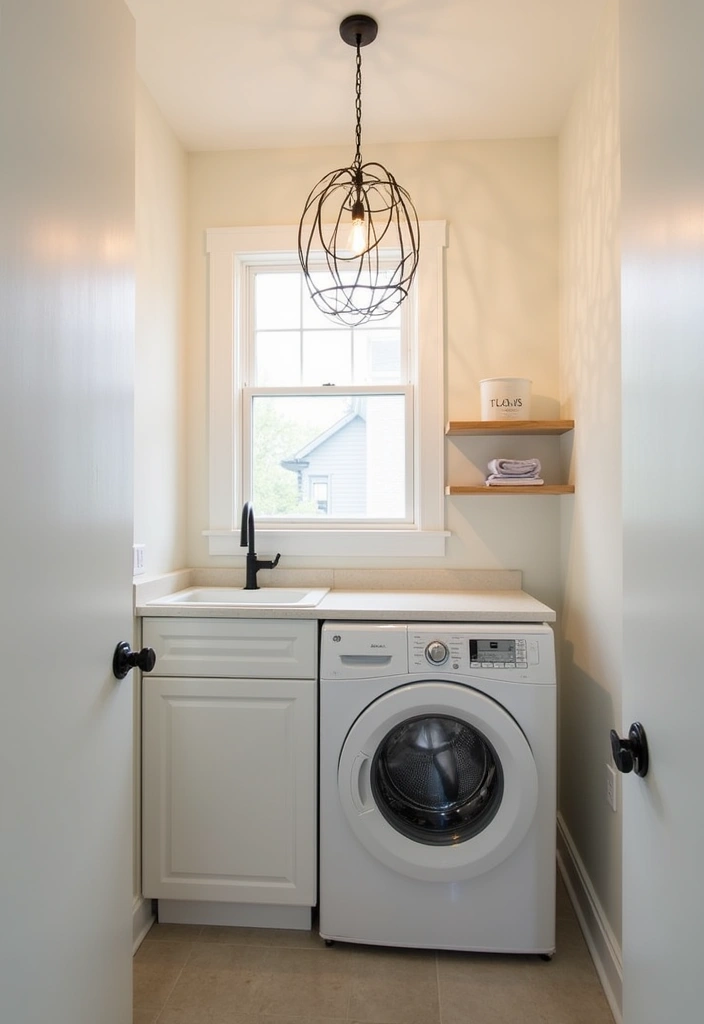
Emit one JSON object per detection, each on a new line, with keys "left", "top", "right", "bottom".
{"left": 471, "top": 661, "right": 481, "bottom": 668}
{"left": 481, "top": 662, "right": 493, "bottom": 668}
{"left": 517, "top": 661, "right": 528, "bottom": 668}
{"left": 425, "top": 641, "right": 449, "bottom": 665}
{"left": 452, "top": 662, "right": 460, "bottom": 670}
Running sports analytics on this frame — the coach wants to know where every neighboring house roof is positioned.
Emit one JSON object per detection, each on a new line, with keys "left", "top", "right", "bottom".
{"left": 280, "top": 409, "right": 363, "bottom": 473}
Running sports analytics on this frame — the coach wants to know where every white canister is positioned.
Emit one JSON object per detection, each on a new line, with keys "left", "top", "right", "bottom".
{"left": 480, "top": 377, "right": 532, "bottom": 420}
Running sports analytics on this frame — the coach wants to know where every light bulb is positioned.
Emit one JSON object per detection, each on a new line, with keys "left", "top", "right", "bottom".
{"left": 348, "top": 216, "right": 366, "bottom": 256}
{"left": 348, "top": 197, "right": 366, "bottom": 256}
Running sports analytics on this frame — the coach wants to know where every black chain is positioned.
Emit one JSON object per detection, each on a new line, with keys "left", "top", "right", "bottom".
{"left": 353, "top": 36, "right": 362, "bottom": 171}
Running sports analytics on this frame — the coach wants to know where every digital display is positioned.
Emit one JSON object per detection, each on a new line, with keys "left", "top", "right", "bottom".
{"left": 470, "top": 639, "right": 516, "bottom": 660}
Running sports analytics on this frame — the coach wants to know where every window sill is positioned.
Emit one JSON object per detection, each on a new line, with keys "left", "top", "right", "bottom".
{"left": 204, "top": 529, "right": 450, "bottom": 558}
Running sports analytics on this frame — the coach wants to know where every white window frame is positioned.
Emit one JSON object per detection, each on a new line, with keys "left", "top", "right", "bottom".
{"left": 204, "top": 221, "right": 448, "bottom": 558}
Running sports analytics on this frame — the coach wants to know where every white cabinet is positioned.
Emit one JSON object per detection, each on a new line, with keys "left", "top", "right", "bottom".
{"left": 141, "top": 617, "right": 317, "bottom": 914}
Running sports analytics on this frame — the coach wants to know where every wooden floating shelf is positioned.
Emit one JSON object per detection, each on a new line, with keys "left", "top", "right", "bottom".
{"left": 446, "top": 419, "right": 574, "bottom": 436}
{"left": 446, "top": 484, "right": 575, "bottom": 496}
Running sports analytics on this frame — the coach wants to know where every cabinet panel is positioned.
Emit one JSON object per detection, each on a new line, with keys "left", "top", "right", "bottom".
{"left": 142, "top": 617, "right": 317, "bottom": 678}
{"left": 142, "top": 676, "right": 316, "bottom": 905}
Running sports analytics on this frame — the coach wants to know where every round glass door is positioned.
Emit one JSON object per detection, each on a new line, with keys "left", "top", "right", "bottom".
{"left": 371, "top": 715, "right": 502, "bottom": 845}
{"left": 338, "top": 681, "right": 539, "bottom": 882}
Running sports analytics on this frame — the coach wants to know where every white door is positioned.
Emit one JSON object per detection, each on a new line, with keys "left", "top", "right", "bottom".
{"left": 0, "top": 3, "right": 136, "bottom": 1023}
{"left": 338, "top": 682, "right": 539, "bottom": 881}
{"left": 620, "top": 2, "right": 704, "bottom": 1020}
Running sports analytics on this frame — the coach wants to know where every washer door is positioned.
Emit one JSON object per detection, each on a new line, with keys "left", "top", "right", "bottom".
{"left": 338, "top": 681, "right": 539, "bottom": 881}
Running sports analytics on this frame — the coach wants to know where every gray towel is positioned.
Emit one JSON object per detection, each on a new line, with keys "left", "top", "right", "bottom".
{"left": 487, "top": 458, "right": 541, "bottom": 478}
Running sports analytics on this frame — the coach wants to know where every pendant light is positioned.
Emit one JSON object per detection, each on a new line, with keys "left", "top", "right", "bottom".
{"left": 298, "top": 14, "right": 420, "bottom": 327}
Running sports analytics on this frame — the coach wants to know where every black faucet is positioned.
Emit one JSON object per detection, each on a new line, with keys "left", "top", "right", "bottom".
{"left": 240, "top": 502, "right": 281, "bottom": 590}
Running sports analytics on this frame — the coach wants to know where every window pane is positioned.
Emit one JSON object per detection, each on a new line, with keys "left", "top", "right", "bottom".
{"left": 302, "top": 270, "right": 369, "bottom": 328}
{"left": 251, "top": 394, "right": 407, "bottom": 519}
{"left": 302, "top": 330, "right": 352, "bottom": 385}
{"left": 353, "top": 328, "right": 402, "bottom": 383}
{"left": 255, "top": 332, "right": 301, "bottom": 386}
{"left": 255, "top": 273, "right": 301, "bottom": 330}
{"left": 377, "top": 304, "right": 401, "bottom": 329}
{"left": 302, "top": 275, "right": 341, "bottom": 330}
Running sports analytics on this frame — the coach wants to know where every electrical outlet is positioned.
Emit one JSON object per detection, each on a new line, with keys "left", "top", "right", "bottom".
{"left": 133, "top": 544, "right": 146, "bottom": 576}
{"left": 605, "top": 763, "right": 617, "bottom": 812}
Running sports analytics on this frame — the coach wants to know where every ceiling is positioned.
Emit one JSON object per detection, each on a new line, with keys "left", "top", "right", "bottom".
{"left": 125, "top": 0, "right": 605, "bottom": 153}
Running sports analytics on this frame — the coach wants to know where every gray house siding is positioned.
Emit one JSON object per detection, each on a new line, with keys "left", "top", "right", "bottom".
{"left": 297, "top": 415, "right": 366, "bottom": 517}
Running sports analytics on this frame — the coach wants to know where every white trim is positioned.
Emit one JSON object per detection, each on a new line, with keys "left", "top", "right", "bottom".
{"left": 208, "top": 246, "right": 237, "bottom": 531}
{"left": 414, "top": 222, "right": 446, "bottom": 534}
{"left": 557, "top": 813, "right": 623, "bottom": 1024}
{"left": 205, "top": 221, "right": 448, "bottom": 556}
{"left": 204, "top": 528, "right": 450, "bottom": 558}
{"left": 132, "top": 895, "right": 155, "bottom": 954}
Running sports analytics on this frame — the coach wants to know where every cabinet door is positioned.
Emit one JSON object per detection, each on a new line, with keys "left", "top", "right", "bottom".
{"left": 142, "top": 676, "right": 316, "bottom": 905}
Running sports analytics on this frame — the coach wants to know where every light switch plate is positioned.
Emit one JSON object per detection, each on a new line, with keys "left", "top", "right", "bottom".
{"left": 133, "top": 544, "right": 146, "bottom": 576}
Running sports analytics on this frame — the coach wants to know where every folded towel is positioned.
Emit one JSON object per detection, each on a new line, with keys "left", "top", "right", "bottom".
{"left": 486, "top": 476, "right": 544, "bottom": 486}
{"left": 487, "top": 457, "right": 542, "bottom": 478}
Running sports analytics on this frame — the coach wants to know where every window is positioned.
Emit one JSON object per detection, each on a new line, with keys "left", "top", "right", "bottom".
{"left": 205, "top": 222, "right": 448, "bottom": 557}
{"left": 310, "top": 477, "right": 329, "bottom": 516}
{"left": 246, "top": 267, "right": 411, "bottom": 522}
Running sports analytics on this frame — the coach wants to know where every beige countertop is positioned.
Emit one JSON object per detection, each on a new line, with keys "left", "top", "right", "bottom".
{"left": 136, "top": 583, "right": 555, "bottom": 623}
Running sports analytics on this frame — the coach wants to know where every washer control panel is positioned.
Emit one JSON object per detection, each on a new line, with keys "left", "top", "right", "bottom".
{"left": 408, "top": 631, "right": 542, "bottom": 673}
{"left": 321, "top": 623, "right": 554, "bottom": 681}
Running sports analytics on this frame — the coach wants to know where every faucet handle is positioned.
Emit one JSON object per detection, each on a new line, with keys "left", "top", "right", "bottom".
{"left": 259, "top": 553, "right": 281, "bottom": 570}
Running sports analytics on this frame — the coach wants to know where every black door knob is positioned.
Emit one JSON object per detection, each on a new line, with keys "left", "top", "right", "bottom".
{"left": 112, "top": 641, "right": 156, "bottom": 680}
{"left": 610, "top": 722, "right": 649, "bottom": 778}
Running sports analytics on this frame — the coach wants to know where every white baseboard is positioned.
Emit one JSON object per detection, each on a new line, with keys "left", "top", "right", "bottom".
{"left": 157, "top": 899, "right": 312, "bottom": 929}
{"left": 132, "top": 895, "right": 156, "bottom": 953}
{"left": 557, "top": 813, "right": 622, "bottom": 1024}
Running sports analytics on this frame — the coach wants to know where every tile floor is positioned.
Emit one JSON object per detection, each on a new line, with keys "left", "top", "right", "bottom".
{"left": 133, "top": 880, "right": 615, "bottom": 1024}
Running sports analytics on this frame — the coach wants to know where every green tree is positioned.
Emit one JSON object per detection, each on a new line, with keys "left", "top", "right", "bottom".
{"left": 252, "top": 400, "right": 312, "bottom": 516}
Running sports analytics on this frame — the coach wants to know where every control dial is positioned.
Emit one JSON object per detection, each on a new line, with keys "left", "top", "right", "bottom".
{"left": 425, "top": 640, "right": 449, "bottom": 665}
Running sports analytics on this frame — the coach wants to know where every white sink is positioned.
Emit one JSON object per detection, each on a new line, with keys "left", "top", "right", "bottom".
{"left": 152, "top": 586, "right": 329, "bottom": 608}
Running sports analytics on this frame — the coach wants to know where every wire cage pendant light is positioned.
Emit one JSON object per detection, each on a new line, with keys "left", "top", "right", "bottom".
{"left": 298, "top": 14, "right": 420, "bottom": 327}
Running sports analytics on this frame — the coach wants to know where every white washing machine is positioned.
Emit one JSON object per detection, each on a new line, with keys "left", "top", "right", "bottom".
{"left": 319, "top": 621, "right": 557, "bottom": 954}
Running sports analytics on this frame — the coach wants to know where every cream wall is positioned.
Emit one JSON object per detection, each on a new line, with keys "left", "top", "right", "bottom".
{"left": 133, "top": 79, "right": 188, "bottom": 917}
{"left": 134, "top": 79, "right": 188, "bottom": 576}
{"left": 186, "top": 140, "right": 562, "bottom": 608}
{"left": 558, "top": 0, "right": 622, "bottom": 1004}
